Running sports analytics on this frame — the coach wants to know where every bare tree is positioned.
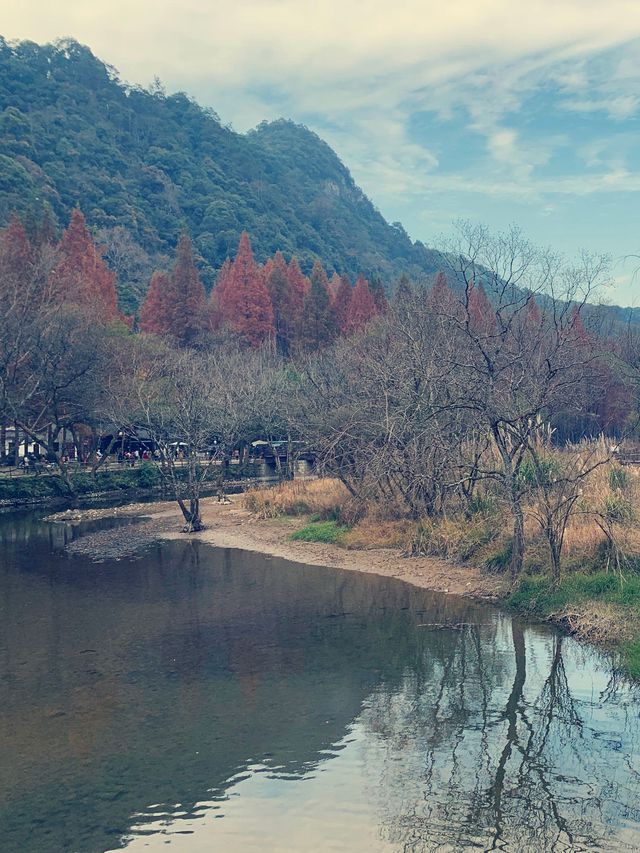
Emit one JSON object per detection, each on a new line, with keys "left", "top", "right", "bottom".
{"left": 524, "top": 433, "right": 611, "bottom": 584}
{"left": 435, "top": 221, "right": 609, "bottom": 580}
{"left": 108, "top": 340, "right": 252, "bottom": 531}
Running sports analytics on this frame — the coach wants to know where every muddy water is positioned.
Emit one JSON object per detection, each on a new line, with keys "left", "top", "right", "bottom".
{"left": 0, "top": 510, "right": 639, "bottom": 852}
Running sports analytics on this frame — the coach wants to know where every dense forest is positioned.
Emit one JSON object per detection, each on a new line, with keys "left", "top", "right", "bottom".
{"left": 0, "top": 37, "right": 443, "bottom": 310}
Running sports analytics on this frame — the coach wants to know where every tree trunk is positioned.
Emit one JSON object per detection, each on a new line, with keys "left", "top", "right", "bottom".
{"left": 177, "top": 496, "right": 204, "bottom": 532}
{"left": 510, "top": 494, "right": 525, "bottom": 584}
{"left": 548, "top": 528, "right": 562, "bottom": 587}
{"left": 488, "top": 620, "right": 526, "bottom": 845}
{"left": 13, "top": 421, "right": 19, "bottom": 466}
{"left": 286, "top": 432, "right": 294, "bottom": 480}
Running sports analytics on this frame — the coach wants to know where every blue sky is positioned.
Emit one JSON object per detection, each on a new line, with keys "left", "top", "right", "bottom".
{"left": 6, "top": 1, "right": 640, "bottom": 305}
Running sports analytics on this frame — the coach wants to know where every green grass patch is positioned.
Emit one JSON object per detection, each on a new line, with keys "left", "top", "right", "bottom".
{"left": 508, "top": 571, "right": 640, "bottom": 679}
{"left": 289, "top": 520, "right": 350, "bottom": 544}
{"left": 508, "top": 571, "right": 640, "bottom": 615}
{"left": 623, "top": 638, "right": 640, "bottom": 680}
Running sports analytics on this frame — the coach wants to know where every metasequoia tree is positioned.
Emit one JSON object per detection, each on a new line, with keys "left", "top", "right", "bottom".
{"left": 224, "top": 232, "right": 274, "bottom": 347}
{"left": 208, "top": 257, "right": 232, "bottom": 330}
{"left": 139, "top": 271, "right": 170, "bottom": 334}
{"left": 332, "top": 275, "right": 353, "bottom": 334}
{"left": 166, "top": 234, "right": 207, "bottom": 346}
{"left": 49, "top": 208, "right": 119, "bottom": 320}
{"left": 346, "top": 274, "right": 377, "bottom": 333}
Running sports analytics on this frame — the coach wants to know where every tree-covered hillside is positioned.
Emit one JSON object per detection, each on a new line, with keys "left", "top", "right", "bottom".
{"left": 0, "top": 37, "right": 441, "bottom": 307}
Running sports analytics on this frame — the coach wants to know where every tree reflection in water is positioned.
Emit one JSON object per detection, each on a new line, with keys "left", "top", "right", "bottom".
{"left": 1, "top": 511, "right": 639, "bottom": 852}
{"left": 365, "top": 619, "right": 640, "bottom": 852}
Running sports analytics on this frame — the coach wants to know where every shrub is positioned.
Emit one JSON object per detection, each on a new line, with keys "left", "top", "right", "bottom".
{"left": 137, "top": 461, "right": 160, "bottom": 488}
{"left": 484, "top": 540, "right": 513, "bottom": 573}
{"left": 243, "top": 478, "right": 349, "bottom": 519}
{"left": 466, "top": 493, "right": 496, "bottom": 516}
{"left": 517, "top": 456, "right": 560, "bottom": 488}
{"left": 623, "top": 638, "right": 640, "bottom": 679}
{"left": 609, "top": 466, "right": 629, "bottom": 491}
{"left": 604, "top": 494, "right": 634, "bottom": 523}
{"left": 408, "top": 515, "right": 497, "bottom": 561}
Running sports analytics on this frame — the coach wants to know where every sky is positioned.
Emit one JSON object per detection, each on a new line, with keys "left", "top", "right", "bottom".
{"left": 5, "top": 1, "right": 640, "bottom": 305}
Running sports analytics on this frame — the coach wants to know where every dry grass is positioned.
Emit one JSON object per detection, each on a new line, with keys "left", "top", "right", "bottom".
{"left": 242, "top": 477, "right": 349, "bottom": 519}
{"left": 342, "top": 519, "right": 414, "bottom": 550}
{"left": 242, "top": 445, "right": 640, "bottom": 575}
{"left": 557, "top": 600, "right": 635, "bottom": 646}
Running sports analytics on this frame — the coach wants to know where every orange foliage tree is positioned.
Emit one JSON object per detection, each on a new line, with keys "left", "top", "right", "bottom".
{"left": 50, "top": 208, "right": 119, "bottom": 321}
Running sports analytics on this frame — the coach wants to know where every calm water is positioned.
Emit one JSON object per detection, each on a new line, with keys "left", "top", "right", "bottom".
{"left": 1, "top": 511, "right": 639, "bottom": 853}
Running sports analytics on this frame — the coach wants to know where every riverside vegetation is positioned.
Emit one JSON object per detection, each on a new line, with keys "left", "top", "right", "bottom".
{"left": 243, "top": 463, "right": 640, "bottom": 679}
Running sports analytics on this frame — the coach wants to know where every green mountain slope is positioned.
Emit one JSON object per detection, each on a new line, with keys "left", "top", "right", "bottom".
{"left": 0, "top": 37, "right": 441, "bottom": 305}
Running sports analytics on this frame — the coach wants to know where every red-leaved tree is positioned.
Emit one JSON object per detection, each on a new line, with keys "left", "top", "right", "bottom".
{"left": 209, "top": 258, "right": 232, "bottom": 330}
{"left": 50, "top": 208, "right": 119, "bottom": 321}
{"left": 346, "top": 275, "right": 377, "bottom": 333}
{"left": 139, "top": 271, "right": 170, "bottom": 335}
{"left": 226, "top": 232, "right": 274, "bottom": 348}
{"left": 166, "top": 234, "right": 208, "bottom": 347}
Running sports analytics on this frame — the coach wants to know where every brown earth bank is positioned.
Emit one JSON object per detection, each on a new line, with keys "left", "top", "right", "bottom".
{"left": 47, "top": 496, "right": 635, "bottom": 675}
{"left": 47, "top": 497, "right": 505, "bottom": 599}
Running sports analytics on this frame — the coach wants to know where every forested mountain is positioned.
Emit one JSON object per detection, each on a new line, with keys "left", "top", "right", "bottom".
{"left": 0, "top": 37, "right": 441, "bottom": 308}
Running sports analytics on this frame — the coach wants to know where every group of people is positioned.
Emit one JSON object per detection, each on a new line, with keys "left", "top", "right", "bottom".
{"left": 119, "top": 448, "right": 154, "bottom": 466}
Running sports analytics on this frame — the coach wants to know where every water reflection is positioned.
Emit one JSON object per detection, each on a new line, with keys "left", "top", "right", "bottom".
{"left": 0, "top": 510, "right": 638, "bottom": 852}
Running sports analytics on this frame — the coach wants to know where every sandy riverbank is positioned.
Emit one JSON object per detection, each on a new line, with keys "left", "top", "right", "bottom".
{"left": 50, "top": 496, "right": 507, "bottom": 600}
{"left": 46, "top": 494, "right": 640, "bottom": 678}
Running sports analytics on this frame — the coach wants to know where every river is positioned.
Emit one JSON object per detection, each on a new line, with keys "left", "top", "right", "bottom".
{"left": 1, "top": 509, "right": 639, "bottom": 852}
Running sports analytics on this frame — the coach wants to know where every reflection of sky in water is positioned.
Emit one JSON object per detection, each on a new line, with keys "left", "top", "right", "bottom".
{"left": 1, "top": 510, "right": 639, "bottom": 853}
{"left": 117, "top": 616, "right": 640, "bottom": 852}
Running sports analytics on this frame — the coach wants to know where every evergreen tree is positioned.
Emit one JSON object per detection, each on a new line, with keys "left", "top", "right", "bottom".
{"left": 303, "top": 260, "right": 335, "bottom": 348}
{"left": 369, "top": 275, "right": 388, "bottom": 314}
{"left": 333, "top": 275, "right": 353, "bottom": 334}
{"left": 393, "top": 273, "right": 414, "bottom": 306}
{"left": 266, "top": 250, "right": 296, "bottom": 354}
{"left": 23, "top": 200, "right": 58, "bottom": 248}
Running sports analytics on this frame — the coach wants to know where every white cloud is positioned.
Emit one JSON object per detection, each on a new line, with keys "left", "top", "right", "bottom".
{"left": 5, "top": 1, "right": 640, "bottom": 103}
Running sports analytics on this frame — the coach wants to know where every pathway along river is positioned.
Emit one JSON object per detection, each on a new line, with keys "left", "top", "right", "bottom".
{"left": 1, "top": 509, "right": 639, "bottom": 852}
